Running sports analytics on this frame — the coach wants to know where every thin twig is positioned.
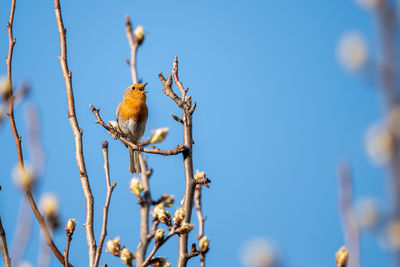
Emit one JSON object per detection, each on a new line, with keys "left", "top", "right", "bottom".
{"left": 125, "top": 15, "right": 139, "bottom": 84}
{"left": 195, "top": 189, "right": 206, "bottom": 267}
{"left": 54, "top": 0, "right": 96, "bottom": 265}
{"left": 338, "top": 163, "right": 360, "bottom": 267}
{"left": 6, "top": 0, "right": 16, "bottom": 83}
{"left": 0, "top": 215, "right": 11, "bottom": 267}
{"left": 141, "top": 227, "right": 178, "bottom": 267}
{"left": 195, "top": 189, "right": 204, "bottom": 239}
{"left": 89, "top": 105, "right": 186, "bottom": 156}
{"left": 195, "top": 186, "right": 207, "bottom": 267}
{"left": 64, "top": 234, "right": 72, "bottom": 267}
{"left": 160, "top": 57, "right": 197, "bottom": 267}
{"left": 94, "top": 141, "right": 117, "bottom": 267}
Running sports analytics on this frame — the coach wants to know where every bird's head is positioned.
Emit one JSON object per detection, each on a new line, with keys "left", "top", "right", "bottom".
{"left": 130, "top": 83, "right": 148, "bottom": 93}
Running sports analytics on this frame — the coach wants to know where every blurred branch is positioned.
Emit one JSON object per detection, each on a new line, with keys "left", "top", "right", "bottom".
{"left": 25, "top": 104, "right": 45, "bottom": 175}
{"left": 4, "top": 0, "right": 69, "bottom": 265}
{"left": 10, "top": 99, "right": 67, "bottom": 266}
{"left": 0, "top": 213, "right": 11, "bottom": 267}
{"left": 159, "top": 57, "right": 198, "bottom": 267}
{"left": 94, "top": 141, "right": 117, "bottom": 267}
{"left": 89, "top": 105, "right": 186, "bottom": 156}
{"left": 337, "top": 163, "right": 360, "bottom": 267}
{"left": 10, "top": 194, "right": 33, "bottom": 265}
{"left": 375, "top": 1, "right": 400, "bottom": 264}
{"left": 10, "top": 103, "right": 42, "bottom": 265}
{"left": 54, "top": 0, "right": 96, "bottom": 265}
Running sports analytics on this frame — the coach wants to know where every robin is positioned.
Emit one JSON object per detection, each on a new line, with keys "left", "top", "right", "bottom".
{"left": 116, "top": 83, "right": 148, "bottom": 173}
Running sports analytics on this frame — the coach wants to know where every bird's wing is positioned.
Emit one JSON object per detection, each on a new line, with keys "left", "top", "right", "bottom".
{"left": 115, "top": 102, "right": 121, "bottom": 123}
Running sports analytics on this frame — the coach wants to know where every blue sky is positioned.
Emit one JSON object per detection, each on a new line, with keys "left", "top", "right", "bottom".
{"left": 0, "top": 0, "right": 394, "bottom": 266}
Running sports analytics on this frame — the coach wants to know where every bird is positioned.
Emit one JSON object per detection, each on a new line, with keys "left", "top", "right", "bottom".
{"left": 116, "top": 83, "right": 148, "bottom": 174}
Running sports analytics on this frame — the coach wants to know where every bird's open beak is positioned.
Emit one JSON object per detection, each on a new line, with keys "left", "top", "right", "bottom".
{"left": 143, "top": 82, "right": 148, "bottom": 88}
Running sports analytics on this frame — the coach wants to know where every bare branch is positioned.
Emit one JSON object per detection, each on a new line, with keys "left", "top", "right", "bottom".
{"left": 159, "top": 73, "right": 185, "bottom": 108}
{"left": 94, "top": 141, "right": 117, "bottom": 267}
{"left": 160, "top": 57, "right": 198, "bottom": 267}
{"left": 135, "top": 154, "right": 153, "bottom": 266}
{"left": 141, "top": 226, "right": 178, "bottom": 267}
{"left": 0, "top": 215, "right": 11, "bottom": 267}
{"left": 54, "top": 0, "right": 96, "bottom": 265}
{"left": 337, "top": 162, "right": 360, "bottom": 267}
{"left": 125, "top": 15, "right": 139, "bottom": 84}
{"left": 89, "top": 105, "right": 186, "bottom": 156}
{"left": 172, "top": 57, "right": 186, "bottom": 98}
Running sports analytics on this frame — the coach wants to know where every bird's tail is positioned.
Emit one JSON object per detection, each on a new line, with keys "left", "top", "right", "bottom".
{"left": 129, "top": 147, "right": 142, "bottom": 174}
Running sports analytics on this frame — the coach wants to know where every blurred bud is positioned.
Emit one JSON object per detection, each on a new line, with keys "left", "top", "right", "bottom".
{"left": 106, "top": 237, "right": 121, "bottom": 256}
{"left": 134, "top": 25, "right": 145, "bottom": 45}
{"left": 156, "top": 208, "right": 171, "bottom": 226}
{"left": 387, "top": 219, "right": 400, "bottom": 250}
{"left": 337, "top": 32, "right": 368, "bottom": 71}
{"left": 109, "top": 120, "right": 121, "bottom": 133}
{"left": 355, "top": 198, "right": 379, "bottom": 230}
{"left": 194, "top": 170, "right": 206, "bottom": 180}
{"left": 12, "top": 164, "right": 36, "bottom": 189}
{"left": 129, "top": 177, "right": 143, "bottom": 196}
{"left": 365, "top": 124, "right": 395, "bottom": 165}
{"left": 149, "top": 257, "right": 167, "bottom": 267}
{"left": 162, "top": 263, "right": 171, "bottom": 267}
{"left": 173, "top": 207, "right": 186, "bottom": 225}
{"left": 159, "top": 194, "right": 174, "bottom": 208}
{"left": 241, "top": 238, "right": 279, "bottom": 267}
{"left": 153, "top": 203, "right": 164, "bottom": 218}
{"left": 355, "top": 0, "right": 382, "bottom": 10}
{"left": 65, "top": 218, "right": 76, "bottom": 236}
{"left": 199, "top": 236, "right": 209, "bottom": 253}
{"left": 150, "top": 127, "right": 169, "bottom": 143}
{"left": 0, "top": 77, "right": 12, "bottom": 100}
{"left": 335, "top": 246, "right": 349, "bottom": 267}
{"left": 40, "top": 193, "right": 60, "bottom": 229}
{"left": 17, "top": 261, "right": 34, "bottom": 267}
{"left": 40, "top": 193, "right": 59, "bottom": 217}
{"left": 120, "top": 247, "right": 133, "bottom": 266}
{"left": 195, "top": 170, "right": 206, "bottom": 189}
{"left": 179, "top": 223, "right": 194, "bottom": 234}
{"left": 155, "top": 228, "right": 165, "bottom": 243}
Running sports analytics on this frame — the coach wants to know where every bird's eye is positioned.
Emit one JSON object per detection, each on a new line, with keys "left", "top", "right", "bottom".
{"left": 131, "top": 86, "right": 135, "bottom": 90}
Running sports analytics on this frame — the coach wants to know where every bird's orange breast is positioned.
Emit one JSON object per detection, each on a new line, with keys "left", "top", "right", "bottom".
{"left": 119, "top": 90, "right": 148, "bottom": 122}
